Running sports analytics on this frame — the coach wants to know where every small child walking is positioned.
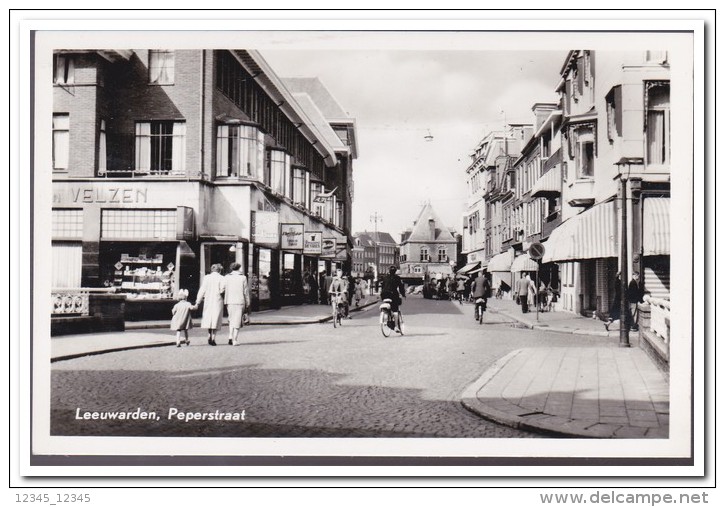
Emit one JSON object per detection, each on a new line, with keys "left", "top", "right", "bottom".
{"left": 171, "top": 289, "right": 194, "bottom": 347}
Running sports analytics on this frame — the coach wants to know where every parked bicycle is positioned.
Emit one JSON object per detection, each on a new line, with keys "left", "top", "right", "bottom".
{"left": 379, "top": 298, "right": 404, "bottom": 337}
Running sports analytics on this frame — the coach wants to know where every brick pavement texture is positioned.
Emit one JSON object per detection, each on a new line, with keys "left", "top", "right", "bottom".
{"left": 461, "top": 347, "right": 669, "bottom": 438}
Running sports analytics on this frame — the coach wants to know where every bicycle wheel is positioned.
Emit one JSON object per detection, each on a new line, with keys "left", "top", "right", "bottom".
{"left": 380, "top": 310, "right": 392, "bottom": 337}
{"left": 397, "top": 312, "right": 405, "bottom": 335}
{"left": 337, "top": 307, "right": 343, "bottom": 327}
{"left": 333, "top": 304, "right": 338, "bottom": 328}
{"left": 479, "top": 307, "right": 484, "bottom": 324}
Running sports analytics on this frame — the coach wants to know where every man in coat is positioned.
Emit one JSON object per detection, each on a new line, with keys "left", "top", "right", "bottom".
{"left": 517, "top": 272, "right": 532, "bottom": 313}
{"left": 627, "top": 271, "right": 644, "bottom": 331}
{"left": 224, "top": 262, "right": 250, "bottom": 346}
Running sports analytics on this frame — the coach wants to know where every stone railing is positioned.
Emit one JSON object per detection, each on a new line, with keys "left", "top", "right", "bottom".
{"left": 646, "top": 296, "right": 671, "bottom": 345}
{"left": 51, "top": 288, "right": 115, "bottom": 316}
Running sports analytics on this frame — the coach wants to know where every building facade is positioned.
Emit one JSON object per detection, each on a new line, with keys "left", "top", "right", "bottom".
{"left": 399, "top": 203, "right": 457, "bottom": 281}
{"left": 52, "top": 49, "right": 357, "bottom": 317}
{"left": 542, "top": 50, "right": 670, "bottom": 316}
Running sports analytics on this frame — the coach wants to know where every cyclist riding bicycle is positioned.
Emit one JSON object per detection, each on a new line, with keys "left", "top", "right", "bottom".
{"left": 380, "top": 265, "right": 406, "bottom": 318}
{"left": 329, "top": 269, "right": 349, "bottom": 309}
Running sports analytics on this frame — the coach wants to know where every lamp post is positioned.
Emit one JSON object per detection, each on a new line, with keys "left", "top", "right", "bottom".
{"left": 614, "top": 157, "right": 643, "bottom": 348}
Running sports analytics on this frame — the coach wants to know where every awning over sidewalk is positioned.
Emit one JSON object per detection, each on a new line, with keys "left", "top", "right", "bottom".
{"left": 488, "top": 251, "right": 513, "bottom": 272}
{"left": 543, "top": 201, "right": 618, "bottom": 263}
{"left": 642, "top": 197, "right": 670, "bottom": 256}
{"left": 456, "top": 261, "right": 481, "bottom": 275}
{"left": 511, "top": 254, "right": 539, "bottom": 272}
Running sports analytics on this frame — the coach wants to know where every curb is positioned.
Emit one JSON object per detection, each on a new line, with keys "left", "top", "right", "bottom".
{"left": 490, "top": 308, "right": 619, "bottom": 338}
{"left": 52, "top": 298, "right": 383, "bottom": 362}
{"left": 460, "top": 349, "right": 612, "bottom": 438}
{"left": 125, "top": 298, "right": 381, "bottom": 330}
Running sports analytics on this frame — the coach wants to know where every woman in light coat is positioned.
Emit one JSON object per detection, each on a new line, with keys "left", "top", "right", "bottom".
{"left": 195, "top": 263, "right": 226, "bottom": 346}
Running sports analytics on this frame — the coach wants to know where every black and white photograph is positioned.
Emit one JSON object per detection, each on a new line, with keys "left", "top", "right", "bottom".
{"left": 14, "top": 13, "right": 709, "bottom": 483}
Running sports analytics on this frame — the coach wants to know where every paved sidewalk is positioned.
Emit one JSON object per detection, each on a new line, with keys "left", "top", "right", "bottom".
{"left": 487, "top": 297, "right": 639, "bottom": 342}
{"left": 52, "top": 296, "right": 380, "bottom": 361}
{"left": 461, "top": 347, "right": 669, "bottom": 438}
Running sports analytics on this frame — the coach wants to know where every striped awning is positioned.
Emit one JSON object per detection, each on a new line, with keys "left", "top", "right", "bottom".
{"left": 488, "top": 251, "right": 513, "bottom": 272}
{"left": 531, "top": 165, "right": 562, "bottom": 198}
{"left": 456, "top": 261, "right": 481, "bottom": 275}
{"left": 642, "top": 197, "right": 670, "bottom": 256}
{"left": 543, "top": 201, "right": 618, "bottom": 262}
{"left": 511, "top": 254, "right": 539, "bottom": 272}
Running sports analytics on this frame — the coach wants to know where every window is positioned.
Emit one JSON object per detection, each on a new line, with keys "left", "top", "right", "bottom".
{"left": 53, "top": 54, "right": 74, "bottom": 85}
{"left": 645, "top": 82, "right": 670, "bottom": 166}
{"left": 135, "top": 121, "right": 186, "bottom": 174}
{"left": 438, "top": 247, "right": 448, "bottom": 262}
{"left": 98, "top": 120, "right": 107, "bottom": 174}
{"left": 606, "top": 86, "right": 622, "bottom": 141}
{"left": 102, "top": 209, "right": 176, "bottom": 240}
{"left": 572, "top": 126, "right": 595, "bottom": 178}
{"left": 53, "top": 114, "right": 69, "bottom": 171}
{"left": 149, "top": 50, "right": 175, "bottom": 84}
{"left": 420, "top": 247, "right": 430, "bottom": 262}
{"left": 52, "top": 209, "right": 83, "bottom": 239}
{"left": 216, "top": 124, "right": 264, "bottom": 178}
{"left": 413, "top": 266, "right": 422, "bottom": 274}
{"left": 267, "top": 149, "right": 291, "bottom": 195}
{"left": 292, "top": 167, "right": 309, "bottom": 207}
{"left": 310, "top": 182, "right": 324, "bottom": 217}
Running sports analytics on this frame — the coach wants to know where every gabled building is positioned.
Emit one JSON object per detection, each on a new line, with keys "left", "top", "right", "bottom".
{"left": 51, "top": 49, "right": 357, "bottom": 316}
{"left": 399, "top": 203, "right": 457, "bottom": 280}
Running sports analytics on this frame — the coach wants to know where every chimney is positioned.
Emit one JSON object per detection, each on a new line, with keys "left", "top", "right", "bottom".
{"left": 428, "top": 218, "right": 435, "bottom": 241}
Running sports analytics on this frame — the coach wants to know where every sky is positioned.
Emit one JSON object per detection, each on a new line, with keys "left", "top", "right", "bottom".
{"left": 262, "top": 48, "right": 568, "bottom": 241}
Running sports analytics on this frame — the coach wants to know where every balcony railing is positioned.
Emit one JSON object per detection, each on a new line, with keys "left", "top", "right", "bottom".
{"left": 646, "top": 296, "right": 670, "bottom": 345}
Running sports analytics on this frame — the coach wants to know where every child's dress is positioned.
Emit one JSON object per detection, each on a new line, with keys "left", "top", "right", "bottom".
{"left": 170, "top": 300, "right": 194, "bottom": 330}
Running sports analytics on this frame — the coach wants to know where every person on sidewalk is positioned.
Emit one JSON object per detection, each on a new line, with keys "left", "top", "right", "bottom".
{"left": 318, "top": 270, "right": 328, "bottom": 305}
{"left": 195, "top": 263, "right": 226, "bottom": 346}
{"left": 224, "top": 262, "right": 250, "bottom": 346}
{"left": 354, "top": 277, "right": 365, "bottom": 307}
{"left": 170, "top": 289, "right": 193, "bottom": 347}
{"left": 517, "top": 272, "right": 531, "bottom": 313}
{"left": 627, "top": 272, "right": 644, "bottom": 331}
{"left": 526, "top": 274, "right": 537, "bottom": 309}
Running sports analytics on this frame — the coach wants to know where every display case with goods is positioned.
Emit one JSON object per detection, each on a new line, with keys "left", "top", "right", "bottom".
{"left": 112, "top": 253, "right": 175, "bottom": 300}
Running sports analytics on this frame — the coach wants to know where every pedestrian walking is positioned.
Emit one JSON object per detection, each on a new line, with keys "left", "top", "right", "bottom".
{"left": 224, "top": 262, "right": 250, "bottom": 346}
{"left": 354, "top": 277, "right": 365, "bottom": 306}
{"left": 517, "top": 272, "right": 531, "bottom": 313}
{"left": 195, "top": 263, "right": 226, "bottom": 346}
{"left": 526, "top": 274, "right": 537, "bottom": 308}
{"left": 627, "top": 272, "right": 644, "bottom": 331}
{"left": 170, "top": 289, "right": 193, "bottom": 347}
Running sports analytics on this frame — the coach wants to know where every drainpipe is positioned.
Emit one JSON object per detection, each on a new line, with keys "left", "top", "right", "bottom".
{"left": 199, "top": 50, "right": 205, "bottom": 180}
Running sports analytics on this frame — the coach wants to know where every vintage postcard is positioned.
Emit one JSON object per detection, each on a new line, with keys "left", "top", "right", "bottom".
{"left": 16, "top": 17, "right": 705, "bottom": 476}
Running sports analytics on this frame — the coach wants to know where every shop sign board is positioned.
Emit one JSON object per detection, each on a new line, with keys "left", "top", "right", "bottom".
{"left": 320, "top": 236, "right": 336, "bottom": 258}
{"left": 280, "top": 223, "right": 304, "bottom": 250}
{"left": 303, "top": 231, "right": 322, "bottom": 255}
{"left": 251, "top": 211, "right": 279, "bottom": 246}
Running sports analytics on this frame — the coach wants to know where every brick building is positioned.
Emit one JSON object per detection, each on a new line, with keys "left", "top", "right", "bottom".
{"left": 52, "top": 49, "right": 357, "bottom": 317}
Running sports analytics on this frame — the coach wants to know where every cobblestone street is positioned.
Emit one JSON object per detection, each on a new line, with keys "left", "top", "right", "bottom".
{"left": 50, "top": 295, "right": 628, "bottom": 438}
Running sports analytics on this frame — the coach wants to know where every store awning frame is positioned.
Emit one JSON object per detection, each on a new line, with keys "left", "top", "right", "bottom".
{"left": 488, "top": 251, "right": 513, "bottom": 272}
{"left": 642, "top": 197, "right": 670, "bottom": 256}
{"left": 511, "top": 254, "right": 539, "bottom": 272}
{"left": 456, "top": 261, "right": 481, "bottom": 275}
{"left": 543, "top": 201, "right": 618, "bottom": 263}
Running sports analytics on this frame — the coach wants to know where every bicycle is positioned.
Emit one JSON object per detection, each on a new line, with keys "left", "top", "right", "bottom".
{"left": 379, "top": 298, "right": 404, "bottom": 337}
{"left": 474, "top": 297, "right": 487, "bottom": 324}
{"left": 330, "top": 291, "right": 345, "bottom": 328}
